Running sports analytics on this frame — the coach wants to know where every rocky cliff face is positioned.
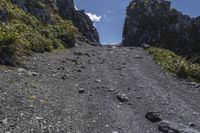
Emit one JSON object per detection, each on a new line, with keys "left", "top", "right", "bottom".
{"left": 11, "top": 0, "right": 100, "bottom": 45}
{"left": 56, "top": 0, "right": 100, "bottom": 45}
{"left": 123, "top": 0, "right": 200, "bottom": 55}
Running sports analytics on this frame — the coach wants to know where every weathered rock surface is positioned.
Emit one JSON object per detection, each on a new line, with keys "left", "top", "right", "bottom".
{"left": 56, "top": 0, "right": 100, "bottom": 45}
{"left": 10, "top": 0, "right": 100, "bottom": 44}
{"left": 145, "top": 111, "right": 162, "bottom": 123}
{"left": 158, "top": 121, "right": 200, "bottom": 133}
{"left": 123, "top": 0, "right": 200, "bottom": 56}
{"left": 117, "top": 92, "right": 129, "bottom": 102}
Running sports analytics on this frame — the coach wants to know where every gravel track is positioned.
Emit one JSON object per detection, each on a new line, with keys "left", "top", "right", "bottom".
{"left": 0, "top": 44, "right": 200, "bottom": 133}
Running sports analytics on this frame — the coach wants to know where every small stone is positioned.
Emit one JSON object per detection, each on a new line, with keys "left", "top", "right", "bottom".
{"left": 79, "top": 88, "right": 85, "bottom": 94}
{"left": 189, "top": 122, "right": 196, "bottom": 127}
{"left": 18, "top": 68, "right": 26, "bottom": 72}
{"left": 105, "top": 124, "right": 109, "bottom": 127}
{"left": 109, "top": 89, "right": 114, "bottom": 92}
{"left": 194, "top": 84, "right": 200, "bottom": 88}
{"left": 100, "top": 60, "right": 105, "bottom": 64}
{"left": 80, "top": 65, "right": 85, "bottom": 69}
{"left": 77, "top": 69, "right": 82, "bottom": 72}
{"left": 192, "top": 112, "right": 199, "bottom": 115}
{"left": 117, "top": 92, "right": 129, "bottom": 102}
{"left": 128, "top": 102, "right": 133, "bottom": 105}
{"left": 134, "top": 55, "right": 143, "bottom": 59}
{"left": 96, "top": 79, "right": 102, "bottom": 83}
{"left": 145, "top": 111, "right": 162, "bottom": 123}
{"left": 112, "top": 131, "right": 119, "bottom": 133}
{"left": 35, "top": 117, "right": 44, "bottom": 120}
{"left": 141, "top": 43, "right": 150, "bottom": 49}
{"left": 28, "top": 71, "right": 38, "bottom": 76}
{"left": 61, "top": 75, "right": 67, "bottom": 79}
{"left": 74, "top": 51, "right": 83, "bottom": 56}
{"left": 136, "top": 96, "right": 142, "bottom": 99}
{"left": 2, "top": 118, "right": 8, "bottom": 125}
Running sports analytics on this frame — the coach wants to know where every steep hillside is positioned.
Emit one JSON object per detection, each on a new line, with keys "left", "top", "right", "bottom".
{"left": 123, "top": 0, "right": 200, "bottom": 58}
{"left": 0, "top": 0, "right": 99, "bottom": 66}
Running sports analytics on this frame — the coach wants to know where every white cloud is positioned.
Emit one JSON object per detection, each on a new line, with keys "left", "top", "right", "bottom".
{"left": 74, "top": 6, "right": 78, "bottom": 10}
{"left": 106, "top": 10, "right": 114, "bottom": 14}
{"left": 86, "top": 12, "right": 102, "bottom": 22}
{"left": 103, "top": 14, "right": 112, "bottom": 22}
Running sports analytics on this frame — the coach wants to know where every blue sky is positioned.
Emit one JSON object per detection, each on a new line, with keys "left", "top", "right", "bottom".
{"left": 75, "top": 0, "right": 200, "bottom": 44}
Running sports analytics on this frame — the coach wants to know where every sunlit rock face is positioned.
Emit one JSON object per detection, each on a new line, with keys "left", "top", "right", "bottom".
{"left": 123, "top": 0, "right": 200, "bottom": 55}
{"left": 56, "top": 0, "right": 100, "bottom": 45}
{"left": 10, "top": 0, "right": 100, "bottom": 45}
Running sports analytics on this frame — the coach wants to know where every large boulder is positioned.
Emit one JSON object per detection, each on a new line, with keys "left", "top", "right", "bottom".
{"left": 123, "top": 0, "right": 200, "bottom": 55}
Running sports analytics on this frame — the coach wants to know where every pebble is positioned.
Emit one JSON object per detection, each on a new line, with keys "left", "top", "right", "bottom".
{"left": 117, "top": 92, "right": 129, "bottom": 102}
{"left": 134, "top": 55, "right": 143, "bottom": 59}
{"left": 61, "top": 75, "right": 67, "bottom": 79}
{"left": 145, "top": 111, "right": 162, "bottom": 123}
{"left": 109, "top": 89, "right": 114, "bottom": 92}
{"left": 35, "top": 116, "right": 44, "bottom": 120}
{"left": 77, "top": 69, "right": 82, "bottom": 72}
{"left": 79, "top": 88, "right": 85, "bottom": 94}
{"left": 18, "top": 68, "right": 26, "bottom": 72}
{"left": 96, "top": 79, "right": 102, "bottom": 83}
{"left": 28, "top": 71, "right": 38, "bottom": 76}
{"left": 189, "top": 122, "right": 196, "bottom": 127}
{"left": 2, "top": 118, "right": 8, "bottom": 125}
{"left": 105, "top": 124, "right": 109, "bottom": 127}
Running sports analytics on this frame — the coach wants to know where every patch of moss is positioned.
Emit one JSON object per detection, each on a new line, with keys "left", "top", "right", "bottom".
{"left": 0, "top": 0, "right": 79, "bottom": 66}
{"left": 147, "top": 47, "right": 200, "bottom": 82}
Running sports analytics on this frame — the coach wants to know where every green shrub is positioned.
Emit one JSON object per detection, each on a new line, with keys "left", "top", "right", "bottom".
{"left": 0, "top": 31, "right": 23, "bottom": 65}
{"left": 147, "top": 47, "right": 200, "bottom": 82}
{"left": 0, "top": 0, "right": 79, "bottom": 66}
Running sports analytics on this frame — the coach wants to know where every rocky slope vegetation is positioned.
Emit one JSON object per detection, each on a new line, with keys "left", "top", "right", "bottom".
{"left": 123, "top": 0, "right": 200, "bottom": 58}
{"left": 0, "top": 0, "right": 99, "bottom": 66}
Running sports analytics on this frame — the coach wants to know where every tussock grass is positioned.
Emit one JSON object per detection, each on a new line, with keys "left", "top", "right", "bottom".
{"left": 0, "top": 0, "right": 79, "bottom": 66}
{"left": 147, "top": 47, "right": 200, "bottom": 82}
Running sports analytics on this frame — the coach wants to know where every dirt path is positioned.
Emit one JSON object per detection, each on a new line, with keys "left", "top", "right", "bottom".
{"left": 0, "top": 44, "right": 200, "bottom": 133}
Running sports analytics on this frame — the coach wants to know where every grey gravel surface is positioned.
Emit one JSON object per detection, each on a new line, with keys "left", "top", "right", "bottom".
{"left": 0, "top": 44, "right": 200, "bottom": 133}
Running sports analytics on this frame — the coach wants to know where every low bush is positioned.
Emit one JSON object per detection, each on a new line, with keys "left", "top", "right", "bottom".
{"left": 147, "top": 47, "right": 200, "bottom": 82}
{"left": 0, "top": 0, "right": 79, "bottom": 66}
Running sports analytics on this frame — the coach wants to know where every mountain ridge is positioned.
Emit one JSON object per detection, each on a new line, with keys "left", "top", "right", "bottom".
{"left": 123, "top": 0, "right": 200, "bottom": 59}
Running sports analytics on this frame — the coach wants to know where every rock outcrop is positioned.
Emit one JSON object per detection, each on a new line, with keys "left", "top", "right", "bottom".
{"left": 11, "top": 0, "right": 100, "bottom": 45}
{"left": 56, "top": 0, "right": 100, "bottom": 45}
{"left": 123, "top": 0, "right": 200, "bottom": 56}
